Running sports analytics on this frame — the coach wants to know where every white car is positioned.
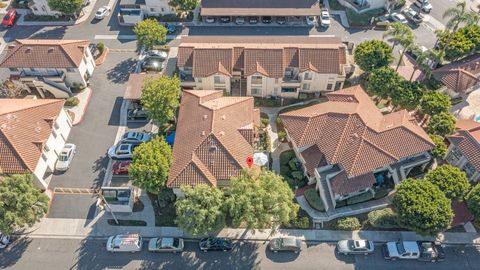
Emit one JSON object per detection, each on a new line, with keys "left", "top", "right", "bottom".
{"left": 383, "top": 241, "right": 420, "bottom": 260}
{"left": 107, "top": 143, "right": 136, "bottom": 160}
{"left": 107, "top": 234, "right": 142, "bottom": 253}
{"left": 320, "top": 10, "right": 331, "bottom": 27}
{"left": 391, "top": 13, "right": 408, "bottom": 24}
{"left": 336, "top": 240, "right": 374, "bottom": 255}
{"left": 0, "top": 233, "right": 10, "bottom": 249}
{"left": 121, "top": 131, "right": 151, "bottom": 144}
{"left": 414, "top": 0, "right": 432, "bottom": 12}
{"left": 306, "top": 16, "right": 317, "bottom": 26}
{"left": 145, "top": 50, "right": 168, "bottom": 60}
{"left": 95, "top": 6, "right": 111, "bottom": 20}
{"left": 55, "top": 143, "right": 76, "bottom": 172}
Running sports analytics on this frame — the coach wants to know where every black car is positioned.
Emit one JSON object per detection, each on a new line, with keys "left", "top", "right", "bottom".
{"left": 141, "top": 56, "right": 165, "bottom": 72}
{"left": 276, "top": 16, "right": 287, "bottom": 25}
{"left": 199, "top": 238, "right": 233, "bottom": 252}
{"left": 262, "top": 16, "right": 272, "bottom": 24}
{"left": 249, "top": 17, "right": 258, "bottom": 24}
{"left": 220, "top": 16, "right": 231, "bottom": 23}
{"left": 127, "top": 108, "right": 148, "bottom": 120}
{"left": 417, "top": 241, "right": 445, "bottom": 262}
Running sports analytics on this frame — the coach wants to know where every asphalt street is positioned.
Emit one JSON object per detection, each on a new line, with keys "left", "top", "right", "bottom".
{"left": 1, "top": 238, "right": 480, "bottom": 270}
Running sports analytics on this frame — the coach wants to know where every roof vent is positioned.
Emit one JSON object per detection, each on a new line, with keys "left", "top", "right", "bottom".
{"left": 221, "top": 115, "right": 226, "bottom": 120}
{"left": 203, "top": 114, "right": 208, "bottom": 120}
{"left": 219, "top": 131, "right": 225, "bottom": 136}
{"left": 351, "top": 133, "right": 359, "bottom": 139}
{"left": 201, "top": 131, "right": 206, "bottom": 136}
{"left": 0, "top": 123, "right": 6, "bottom": 129}
{"left": 48, "top": 47, "right": 55, "bottom": 53}
{"left": 25, "top": 47, "right": 32, "bottom": 53}
{"left": 386, "top": 124, "right": 393, "bottom": 129}
{"left": 34, "top": 126, "right": 41, "bottom": 133}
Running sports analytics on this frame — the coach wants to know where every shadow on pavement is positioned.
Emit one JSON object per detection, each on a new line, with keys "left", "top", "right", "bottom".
{"left": 264, "top": 247, "right": 301, "bottom": 263}
{"left": 107, "top": 96, "right": 123, "bottom": 127}
{"left": 107, "top": 58, "right": 137, "bottom": 84}
{"left": 91, "top": 154, "right": 109, "bottom": 189}
{"left": 0, "top": 237, "right": 32, "bottom": 269}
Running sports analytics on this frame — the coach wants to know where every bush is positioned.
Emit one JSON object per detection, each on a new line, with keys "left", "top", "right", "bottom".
{"left": 304, "top": 188, "right": 325, "bottom": 211}
{"left": 97, "top": 42, "right": 105, "bottom": 54}
{"left": 346, "top": 190, "right": 375, "bottom": 205}
{"left": 280, "top": 150, "right": 296, "bottom": 165}
{"left": 278, "top": 131, "right": 287, "bottom": 142}
{"left": 291, "top": 171, "right": 304, "bottom": 181}
{"left": 157, "top": 188, "right": 176, "bottom": 207}
{"left": 466, "top": 184, "right": 480, "bottom": 218}
{"left": 335, "top": 217, "right": 361, "bottom": 230}
{"left": 367, "top": 208, "right": 399, "bottom": 229}
{"left": 260, "top": 118, "right": 269, "bottom": 128}
{"left": 288, "top": 159, "right": 298, "bottom": 170}
{"left": 65, "top": 97, "right": 80, "bottom": 106}
{"left": 393, "top": 0, "right": 406, "bottom": 8}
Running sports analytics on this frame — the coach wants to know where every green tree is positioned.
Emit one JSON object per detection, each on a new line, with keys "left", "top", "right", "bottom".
{"left": 391, "top": 81, "right": 424, "bottom": 110}
{"left": 140, "top": 76, "right": 181, "bottom": 127}
{"left": 440, "top": 24, "right": 480, "bottom": 60}
{"left": 383, "top": 22, "right": 414, "bottom": 50}
{"left": 393, "top": 178, "right": 453, "bottom": 236}
{"left": 133, "top": 18, "right": 167, "bottom": 50}
{"left": 429, "top": 134, "right": 448, "bottom": 159}
{"left": 129, "top": 137, "right": 172, "bottom": 194}
{"left": 226, "top": 170, "right": 299, "bottom": 230}
{"left": 175, "top": 185, "right": 225, "bottom": 236}
{"left": 466, "top": 184, "right": 480, "bottom": 218}
{"left": 420, "top": 91, "right": 451, "bottom": 116}
{"left": 395, "top": 35, "right": 415, "bottom": 72}
{"left": 427, "top": 111, "right": 456, "bottom": 136}
{"left": 425, "top": 164, "right": 471, "bottom": 199}
{"left": 170, "top": 0, "right": 198, "bottom": 11}
{"left": 48, "top": 0, "right": 83, "bottom": 16}
{"left": 354, "top": 40, "right": 394, "bottom": 72}
{"left": 0, "top": 174, "right": 49, "bottom": 235}
{"left": 440, "top": 1, "right": 479, "bottom": 54}
{"left": 367, "top": 67, "right": 402, "bottom": 99}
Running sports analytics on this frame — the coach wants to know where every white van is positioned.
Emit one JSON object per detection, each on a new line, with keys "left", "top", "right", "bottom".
{"left": 106, "top": 234, "right": 143, "bottom": 253}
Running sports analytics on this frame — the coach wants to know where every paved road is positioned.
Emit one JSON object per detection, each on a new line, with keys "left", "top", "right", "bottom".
{"left": 1, "top": 238, "right": 480, "bottom": 270}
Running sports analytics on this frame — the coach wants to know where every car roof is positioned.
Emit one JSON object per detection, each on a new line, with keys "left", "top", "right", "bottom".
{"left": 160, "top": 238, "right": 175, "bottom": 247}
{"left": 354, "top": 240, "right": 367, "bottom": 248}
{"left": 281, "top": 237, "right": 299, "bottom": 247}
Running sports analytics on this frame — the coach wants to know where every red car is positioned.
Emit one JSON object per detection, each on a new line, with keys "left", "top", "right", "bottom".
{"left": 2, "top": 9, "right": 17, "bottom": 28}
{"left": 112, "top": 161, "right": 131, "bottom": 175}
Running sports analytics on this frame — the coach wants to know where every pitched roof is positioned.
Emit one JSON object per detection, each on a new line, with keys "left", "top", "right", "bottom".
{"left": 200, "top": 0, "right": 321, "bottom": 16}
{"left": 433, "top": 54, "right": 480, "bottom": 93}
{"left": 123, "top": 73, "right": 161, "bottom": 100}
{"left": 167, "top": 90, "right": 259, "bottom": 188}
{"left": 447, "top": 119, "right": 480, "bottom": 171}
{"left": 329, "top": 171, "right": 376, "bottom": 196}
{"left": 0, "top": 99, "right": 65, "bottom": 174}
{"left": 0, "top": 39, "right": 90, "bottom": 69}
{"left": 280, "top": 85, "right": 434, "bottom": 178}
{"left": 177, "top": 36, "right": 346, "bottom": 79}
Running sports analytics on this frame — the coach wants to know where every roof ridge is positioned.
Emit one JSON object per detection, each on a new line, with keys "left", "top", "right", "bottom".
{"left": 348, "top": 124, "right": 368, "bottom": 176}
{"left": 59, "top": 44, "right": 82, "bottom": 68}
{"left": 0, "top": 99, "right": 63, "bottom": 116}
{"left": 331, "top": 114, "right": 355, "bottom": 163}
{"left": 192, "top": 153, "right": 217, "bottom": 186}
{"left": 212, "top": 133, "right": 244, "bottom": 169}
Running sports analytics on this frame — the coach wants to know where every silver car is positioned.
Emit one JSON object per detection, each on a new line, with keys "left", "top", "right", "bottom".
{"left": 121, "top": 131, "right": 151, "bottom": 144}
{"left": 107, "top": 143, "right": 136, "bottom": 160}
{"left": 55, "top": 143, "right": 76, "bottom": 171}
{"left": 148, "top": 237, "right": 184, "bottom": 253}
{"left": 269, "top": 237, "right": 302, "bottom": 253}
{"left": 337, "top": 240, "right": 374, "bottom": 255}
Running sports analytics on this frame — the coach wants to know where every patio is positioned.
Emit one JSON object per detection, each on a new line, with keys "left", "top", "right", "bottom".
{"left": 450, "top": 88, "right": 480, "bottom": 120}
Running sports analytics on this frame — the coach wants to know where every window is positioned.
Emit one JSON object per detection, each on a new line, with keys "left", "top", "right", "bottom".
{"left": 43, "top": 145, "right": 50, "bottom": 152}
{"left": 251, "top": 76, "right": 262, "bottom": 85}
{"left": 214, "top": 76, "right": 225, "bottom": 84}
{"left": 303, "top": 72, "right": 313, "bottom": 80}
{"left": 335, "top": 82, "right": 342, "bottom": 90}
{"left": 150, "top": 8, "right": 156, "bottom": 12}
{"left": 281, "top": 88, "right": 296, "bottom": 93}
{"left": 326, "top": 83, "right": 333, "bottom": 90}
{"left": 161, "top": 8, "right": 164, "bottom": 12}
{"left": 41, "top": 153, "right": 48, "bottom": 161}
{"left": 54, "top": 122, "right": 60, "bottom": 129}
{"left": 66, "top": 68, "right": 76, "bottom": 73}
{"left": 464, "top": 162, "right": 476, "bottom": 178}
{"left": 9, "top": 68, "right": 18, "bottom": 72}
{"left": 52, "top": 129, "right": 57, "bottom": 138}
{"left": 447, "top": 147, "right": 463, "bottom": 164}
{"left": 275, "top": 78, "right": 280, "bottom": 84}
{"left": 251, "top": 88, "right": 262, "bottom": 96}
{"left": 302, "top": 83, "right": 310, "bottom": 91}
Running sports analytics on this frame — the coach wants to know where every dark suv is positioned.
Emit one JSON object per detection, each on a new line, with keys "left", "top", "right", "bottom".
{"left": 262, "top": 16, "right": 272, "bottom": 24}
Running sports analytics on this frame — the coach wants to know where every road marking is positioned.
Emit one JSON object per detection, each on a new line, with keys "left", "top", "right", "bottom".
{"left": 53, "top": 187, "right": 96, "bottom": 195}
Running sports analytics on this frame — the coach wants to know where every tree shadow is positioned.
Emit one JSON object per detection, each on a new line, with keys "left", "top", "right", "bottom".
{"left": 30, "top": 26, "right": 68, "bottom": 39}
{"left": 106, "top": 58, "right": 137, "bottom": 84}
{"left": 0, "top": 237, "right": 32, "bottom": 269}
{"left": 108, "top": 97, "right": 123, "bottom": 126}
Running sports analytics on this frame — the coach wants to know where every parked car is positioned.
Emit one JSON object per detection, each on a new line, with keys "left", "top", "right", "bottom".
{"left": 127, "top": 108, "right": 148, "bottom": 120}
{"left": 262, "top": 16, "right": 272, "bottom": 24}
{"left": 148, "top": 237, "right": 184, "bottom": 253}
{"left": 108, "top": 143, "right": 136, "bottom": 160}
{"left": 306, "top": 16, "right": 317, "bottom": 26}
{"left": 269, "top": 237, "right": 302, "bottom": 253}
{"left": 249, "top": 17, "right": 258, "bottom": 24}
{"left": 55, "top": 143, "right": 77, "bottom": 172}
{"left": 2, "top": 9, "right": 17, "bottom": 28}
{"left": 112, "top": 160, "right": 131, "bottom": 175}
{"left": 0, "top": 233, "right": 10, "bottom": 249}
{"left": 199, "top": 237, "right": 233, "bottom": 252}
{"left": 320, "top": 10, "right": 331, "bottom": 27}
{"left": 145, "top": 50, "right": 168, "bottom": 60}
{"left": 121, "top": 131, "right": 151, "bottom": 144}
{"left": 336, "top": 240, "right": 374, "bottom": 255}
{"left": 414, "top": 0, "right": 432, "bottom": 12}
{"left": 83, "top": 0, "right": 91, "bottom": 6}
{"left": 402, "top": 7, "right": 424, "bottom": 24}
{"left": 106, "top": 234, "right": 143, "bottom": 253}
{"left": 220, "top": 16, "right": 231, "bottom": 23}
{"left": 235, "top": 16, "right": 246, "bottom": 24}
{"left": 417, "top": 241, "right": 445, "bottom": 262}
{"left": 276, "top": 16, "right": 287, "bottom": 25}
{"left": 141, "top": 56, "right": 165, "bottom": 72}
{"left": 391, "top": 13, "right": 408, "bottom": 24}
{"left": 95, "top": 6, "right": 111, "bottom": 20}
{"left": 205, "top": 16, "right": 215, "bottom": 23}
{"left": 383, "top": 241, "right": 420, "bottom": 260}
{"left": 164, "top": 23, "right": 176, "bottom": 34}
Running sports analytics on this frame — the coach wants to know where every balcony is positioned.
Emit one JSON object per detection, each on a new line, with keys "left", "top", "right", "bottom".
{"left": 179, "top": 72, "right": 196, "bottom": 88}
{"left": 339, "top": 0, "right": 371, "bottom": 12}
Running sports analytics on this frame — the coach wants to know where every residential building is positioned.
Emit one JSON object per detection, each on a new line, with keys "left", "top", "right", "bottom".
{"left": 433, "top": 54, "right": 480, "bottom": 97}
{"left": 177, "top": 36, "right": 348, "bottom": 98}
{"left": 280, "top": 85, "right": 434, "bottom": 212}
{"left": 29, "top": 0, "right": 61, "bottom": 16}
{"left": 446, "top": 119, "right": 480, "bottom": 182}
{"left": 118, "top": 0, "right": 177, "bottom": 26}
{"left": 167, "top": 90, "right": 260, "bottom": 197}
{"left": 0, "top": 39, "right": 96, "bottom": 99}
{"left": 337, "top": 0, "right": 398, "bottom": 13}
{"left": 0, "top": 99, "right": 72, "bottom": 190}
{"left": 200, "top": 0, "right": 320, "bottom": 24}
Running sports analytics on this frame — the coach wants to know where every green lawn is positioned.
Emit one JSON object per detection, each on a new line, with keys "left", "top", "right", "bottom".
{"left": 328, "top": 0, "right": 346, "bottom": 10}
{"left": 346, "top": 8, "right": 385, "bottom": 26}
{"left": 304, "top": 188, "right": 325, "bottom": 212}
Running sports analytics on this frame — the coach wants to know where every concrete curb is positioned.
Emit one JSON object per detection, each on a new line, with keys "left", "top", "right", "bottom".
{"left": 72, "top": 88, "right": 93, "bottom": 126}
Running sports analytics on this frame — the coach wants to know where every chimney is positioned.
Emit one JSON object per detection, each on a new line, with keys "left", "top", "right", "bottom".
{"left": 7, "top": 44, "right": 15, "bottom": 50}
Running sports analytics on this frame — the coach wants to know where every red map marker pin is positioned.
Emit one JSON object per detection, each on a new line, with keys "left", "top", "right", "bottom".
{"left": 246, "top": 156, "right": 253, "bottom": 169}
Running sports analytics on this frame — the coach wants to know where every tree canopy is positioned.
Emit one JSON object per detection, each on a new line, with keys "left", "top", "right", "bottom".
{"left": 391, "top": 81, "right": 425, "bottom": 110}
{"left": 427, "top": 111, "right": 456, "bottom": 137}
{"left": 129, "top": 137, "right": 172, "bottom": 194}
{"left": 48, "top": 0, "right": 83, "bottom": 15}
{"left": 226, "top": 170, "right": 299, "bottom": 231}
{"left": 383, "top": 22, "right": 414, "bottom": 50}
{"left": 466, "top": 184, "right": 480, "bottom": 218}
{"left": 425, "top": 164, "right": 471, "bottom": 200}
{"left": 429, "top": 134, "right": 448, "bottom": 159}
{"left": 393, "top": 178, "right": 453, "bottom": 236}
{"left": 140, "top": 76, "right": 181, "bottom": 127}
{"left": 133, "top": 19, "right": 167, "bottom": 50}
{"left": 170, "top": 0, "right": 198, "bottom": 11}
{"left": 0, "top": 174, "right": 49, "bottom": 235}
{"left": 367, "top": 66, "right": 402, "bottom": 99}
{"left": 438, "top": 25, "right": 480, "bottom": 60}
{"left": 175, "top": 185, "right": 225, "bottom": 236}
{"left": 354, "top": 40, "right": 394, "bottom": 72}
{"left": 420, "top": 91, "right": 452, "bottom": 116}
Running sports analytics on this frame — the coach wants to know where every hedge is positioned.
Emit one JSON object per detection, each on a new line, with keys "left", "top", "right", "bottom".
{"left": 335, "top": 217, "right": 361, "bottom": 230}
{"left": 304, "top": 188, "right": 325, "bottom": 212}
{"left": 367, "top": 208, "right": 399, "bottom": 229}
{"left": 280, "top": 150, "right": 296, "bottom": 166}
{"left": 346, "top": 190, "right": 375, "bottom": 205}
{"left": 65, "top": 97, "right": 80, "bottom": 106}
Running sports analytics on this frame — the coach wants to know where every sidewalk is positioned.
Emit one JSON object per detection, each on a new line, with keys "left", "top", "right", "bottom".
{"left": 65, "top": 87, "right": 92, "bottom": 126}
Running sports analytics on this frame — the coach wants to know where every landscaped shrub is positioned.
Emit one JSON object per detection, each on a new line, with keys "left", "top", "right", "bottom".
{"left": 260, "top": 118, "right": 269, "bottom": 128}
{"left": 96, "top": 42, "right": 105, "bottom": 54}
{"left": 288, "top": 159, "right": 298, "bottom": 170}
{"left": 367, "top": 208, "right": 399, "bottom": 229}
{"left": 291, "top": 171, "right": 304, "bottom": 181}
{"left": 157, "top": 188, "right": 176, "bottom": 207}
{"left": 346, "top": 190, "right": 375, "bottom": 205}
{"left": 304, "top": 188, "right": 325, "bottom": 212}
{"left": 280, "top": 150, "right": 296, "bottom": 165}
{"left": 335, "top": 217, "right": 361, "bottom": 230}
{"left": 278, "top": 131, "right": 287, "bottom": 142}
{"left": 65, "top": 97, "right": 80, "bottom": 106}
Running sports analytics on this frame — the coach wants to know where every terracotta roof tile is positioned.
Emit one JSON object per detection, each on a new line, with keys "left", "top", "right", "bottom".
{"left": 192, "top": 48, "right": 233, "bottom": 77}
{"left": 447, "top": 119, "right": 480, "bottom": 171}
{"left": 299, "top": 48, "right": 342, "bottom": 74}
{"left": 433, "top": 54, "right": 480, "bottom": 93}
{"left": 329, "top": 171, "right": 376, "bottom": 196}
{"left": 177, "top": 46, "right": 194, "bottom": 68}
{"left": 244, "top": 49, "right": 283, "bottom": 78}
{"left": 301, "top": 144, "right": 327, "bottom": 177}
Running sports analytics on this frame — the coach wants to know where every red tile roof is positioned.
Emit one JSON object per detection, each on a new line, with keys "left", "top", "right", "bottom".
{"left": 447, "top": 119, "right": 480, "bottom": 171}
{"left": 167, "top": 90, "right": 259, "bottom": 188}
{"left": 433, "top": 54, "right": 480, "bottom": 93}
{"left": 0, "top": 99, "right": 65, "bottom": 174}
{"left": 329, "top": 171, "right": 376, "bottom": 196}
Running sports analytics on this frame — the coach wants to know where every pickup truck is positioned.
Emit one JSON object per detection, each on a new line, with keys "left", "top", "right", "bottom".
{"left": 383, "top": 241, "right": 445, "bottom": 262}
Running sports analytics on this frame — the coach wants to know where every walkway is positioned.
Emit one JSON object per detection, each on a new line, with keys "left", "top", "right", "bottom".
{"left": 66, "top": 88, "right": 92, "bottom": 125}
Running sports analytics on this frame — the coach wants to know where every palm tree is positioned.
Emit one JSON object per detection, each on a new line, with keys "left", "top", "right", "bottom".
{"left": 441, "top": 1, "right": 479, "bottom": 52}
{"left": 395, "top": 35, "right": 415, "bottom": 71}
{"left": 409, "top": 47, "right": 432, "bottom": 82}
{"left": 383, "top": 22, "right": 412, "bottom": 50}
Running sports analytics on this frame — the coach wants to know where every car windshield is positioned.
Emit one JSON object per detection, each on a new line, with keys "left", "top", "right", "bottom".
{"left": 59, "top": 153, "right": 68, "bottom": 161}
{"left": 119, "top": 144, "right": 130, "bottom": 152}
{"left": 3, "top": 14, "right": 10, "bottom": 20}
{"left": 396, "top": 242, "right": 406, "bottom": 254}
{"left": 136, "top": 133, "right": 143, "bottom": 140}
{"left": 96, "top": 11, "right": 102, "bottom": 15}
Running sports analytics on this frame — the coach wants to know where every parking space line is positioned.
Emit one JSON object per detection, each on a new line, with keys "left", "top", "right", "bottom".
{"left": 53, "top": 187, "right": 96, "bottom": 195}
